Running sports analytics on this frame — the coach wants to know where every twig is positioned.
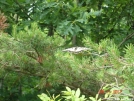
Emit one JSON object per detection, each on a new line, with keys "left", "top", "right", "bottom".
{"left": 118, "top": 33, "right": 134, "bottom": 47}
{"left": 114, "top": 77, "right": 119, "bottom": 87}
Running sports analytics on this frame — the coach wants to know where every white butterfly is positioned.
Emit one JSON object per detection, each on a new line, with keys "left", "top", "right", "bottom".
{"left": 62, "top": 47, "right": 91, "bottom": 53}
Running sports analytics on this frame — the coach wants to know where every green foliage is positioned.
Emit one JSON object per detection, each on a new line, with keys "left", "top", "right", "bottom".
{"left": 1, "top": 0, "right": 134, "bottom": 45}
{"left": 61, "top": 87, "right": 86, "bottom": 101}
{"left": 38, "top": 87, "right": 87, "bottom": 101}
{"left": 0, "top": 22, "right": 134, "bottom": 101}
{"left": 0, "top": 23, "right": 64, "bottom": 101}
{"left": 38, "top": 85, "right": 134, "bottom": 101}
{"left": 1, "top": 0, "right": 134, "bottom": 101}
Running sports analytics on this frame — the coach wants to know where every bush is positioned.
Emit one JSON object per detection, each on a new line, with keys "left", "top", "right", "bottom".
{"left": 0, "top": 23, "right": 134, "bottom": 101}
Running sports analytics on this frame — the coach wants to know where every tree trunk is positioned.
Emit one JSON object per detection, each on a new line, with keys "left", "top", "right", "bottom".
{"left": 48, "top": 23, "right": 54, "bottom": 36}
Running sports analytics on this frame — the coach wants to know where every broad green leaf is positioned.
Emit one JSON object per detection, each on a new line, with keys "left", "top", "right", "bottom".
{"left": 89, "top": 97, "right": 96, "bottom": 101}
{"left": 66, "top": 87, "right": 72, "bottom": 92}
{"left": 75, "top": 88, "right": 80, "bottom": 97}
{"left": 38, "top": 93, "right": 50, "bottom": 101}
{"left": 104, "top": 93, "right": 109, "bottom": 99}
{"left": 98, "top": 98, "right": 102, "bottom": 101}
{"left": 89, "top": 9, "right": 102, "bottom": 17}
{"left": 76, "top": 19, "right": 84, "bottom": 23}
{"left": 95, "top": 94, "right": 99, "bottom": 99}
{"left": 74, "top": 24, "right": 82, "bottom": 34}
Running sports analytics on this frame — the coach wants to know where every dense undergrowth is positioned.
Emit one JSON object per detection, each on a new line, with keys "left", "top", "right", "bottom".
{"left": 0, "top": 23, "right": 134, "bottom": 101}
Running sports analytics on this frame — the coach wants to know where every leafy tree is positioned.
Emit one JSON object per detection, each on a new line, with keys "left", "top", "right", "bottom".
{"left": 1, "top": 0, "right": 134, "bottom": 46}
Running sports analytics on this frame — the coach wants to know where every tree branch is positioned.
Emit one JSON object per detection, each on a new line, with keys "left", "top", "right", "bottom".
{"left": 118, "top": 33, "right": 134, "bottom": 47}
